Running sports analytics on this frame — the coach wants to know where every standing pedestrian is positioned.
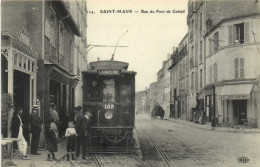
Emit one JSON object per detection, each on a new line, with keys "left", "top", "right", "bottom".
{"left": 46, "top": 122, "right": 58, "bottom": 161}
{"left": 211, "top": 116, "right": 216, "bottom": 130}
{"left": 65, "top": 121, "right": 77, "bottom": 161}
{"left": 11, "top": 107, "right": 30, "bottom": 160}
{"left": 30, "top": 105, "right": 42, "bottom": 155}
{"left": 75, "top": 110, "right": 91, "bottom": 160}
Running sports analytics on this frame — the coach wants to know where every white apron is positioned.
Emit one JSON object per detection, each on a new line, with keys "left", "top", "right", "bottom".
{"left": 17, "top": 115, "right": 27, "bottom": 156}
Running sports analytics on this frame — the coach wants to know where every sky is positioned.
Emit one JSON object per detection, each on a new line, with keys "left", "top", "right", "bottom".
{"left": 87, "top": 0, "right": 188, "bottom": 92}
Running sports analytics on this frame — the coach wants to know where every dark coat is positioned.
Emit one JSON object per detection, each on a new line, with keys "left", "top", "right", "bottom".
{"left": 46, "top": 128, "right": 58, "bottom": 152}
{"left": 75, "top": 115, "right": 91, "bottom": 136}
{"left": 30, "top": 111, "right": 42, "bottom": 134}
{"left": 211, "top": 118, "right": 216, "bottom": 127}
{"left": 11, "top": 114, "right": 21, "bottom": 138}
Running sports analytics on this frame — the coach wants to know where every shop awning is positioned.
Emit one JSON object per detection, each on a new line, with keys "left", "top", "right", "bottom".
{"left": 198, "top": 91, "right": 205, "bottom": 99}
{"left": 219, "top": 84, "right": 253, "bottom": 100}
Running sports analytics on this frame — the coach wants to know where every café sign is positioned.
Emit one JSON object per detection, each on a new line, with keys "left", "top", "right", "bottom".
{"left": 98, "top": 69, "right": 121, "bottom": 75}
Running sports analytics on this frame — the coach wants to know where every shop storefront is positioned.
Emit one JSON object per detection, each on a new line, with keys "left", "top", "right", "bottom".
{"left": 1, "top": 30, "right": 37, "bottom": 141}
{"left": 219, "top": 83, "right": 260, "bottom": 128}
{"left": 37, "top": 62, "right": 78, "bottom": 139}
{"left": 205, "top": 86, "right": 215, "bottom": 123}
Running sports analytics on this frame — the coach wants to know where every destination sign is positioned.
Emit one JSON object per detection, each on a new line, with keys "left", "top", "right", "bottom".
{"left": 98, "top": 69, "right": 121, "bottom": 75}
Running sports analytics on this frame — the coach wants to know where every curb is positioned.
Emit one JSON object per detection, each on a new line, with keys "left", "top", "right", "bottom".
{"left": 166, "top": 118, "right": 260, "bottom": 133}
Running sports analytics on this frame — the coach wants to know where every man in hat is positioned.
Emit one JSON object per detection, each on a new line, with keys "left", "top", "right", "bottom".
{"left": 75, "top": 109, "right": 91, "bottom": 160}
{"left": 30, "top": 105, "right": 42, "bottom": 155}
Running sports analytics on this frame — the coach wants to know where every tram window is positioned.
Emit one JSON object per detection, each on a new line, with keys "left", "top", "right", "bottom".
{"left": 103, "top": 79, "right": 115, "bottom": 102}
{"left": 120, "top": 85, "right": 131, "bottom": 102}
{"left": 89, "top": 80, "right": 99, "bottom": 102}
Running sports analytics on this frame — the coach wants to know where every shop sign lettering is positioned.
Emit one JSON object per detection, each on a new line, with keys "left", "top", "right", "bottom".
{"left": 98, "top": 69, "right": 121, "bottom": 75}
{"left": 219, "top": 95, "right": 250, "bottom": 100}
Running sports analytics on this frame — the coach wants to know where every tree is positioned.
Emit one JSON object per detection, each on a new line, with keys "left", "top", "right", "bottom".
{"left": 1, "top": 93, "right": 14, "bottom": 137}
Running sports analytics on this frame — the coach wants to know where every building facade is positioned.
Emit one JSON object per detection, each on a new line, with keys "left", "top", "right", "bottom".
{"left": 177, "top": 34, "right": 189, "bottom": 121}
{"left": 205, "top": 14, "right": 260, "bottom": 127}
{"left": 186, "top": 0, "right": 260, "bottom": 124}
{"left": 157, "top": 55, "right": 172, "bottom": 118}
{"left": 1, "top": 0, "right": 87, "bottom": 144}
{"left": 149, "top": 82, "right": 158, "bottom": 113}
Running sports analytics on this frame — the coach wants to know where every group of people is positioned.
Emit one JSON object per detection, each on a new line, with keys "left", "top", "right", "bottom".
{"left": 11, "top": 104, "right": 92, "bottom": 161}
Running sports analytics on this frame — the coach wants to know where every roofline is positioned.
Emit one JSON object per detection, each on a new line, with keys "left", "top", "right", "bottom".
{"left": 204, "top": 13, "right": 260, "bottom": 38}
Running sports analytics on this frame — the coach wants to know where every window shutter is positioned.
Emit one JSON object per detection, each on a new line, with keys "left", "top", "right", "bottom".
{"left": 244, "top": 22, "right": 250, "bottom": 43}
{"left": 228, "top": 25, "right": 233, "bottom": 45}
{"left": 209, "top": 66, "right": 212, "bottom": 83}
{"left": 235, "top": 58, "right": 239, "bottom": 79}
{"left": 240, "top": 58, "right": 244, "bottom": 78}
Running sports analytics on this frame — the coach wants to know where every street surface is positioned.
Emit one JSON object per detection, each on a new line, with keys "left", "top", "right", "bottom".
{"left": 5, "top": 114, "right": 260, "bottom": 167}
{"left": 136, "top": 114, "right": 260, "bottom": 167}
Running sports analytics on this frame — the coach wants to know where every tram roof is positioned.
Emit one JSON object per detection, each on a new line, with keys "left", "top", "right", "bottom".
{"left": 89, "top": 60, "right": 129, "bottom": 70}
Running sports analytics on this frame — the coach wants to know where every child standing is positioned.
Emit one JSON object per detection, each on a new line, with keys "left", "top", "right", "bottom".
{"left": 46, "top": 122, "right": 58, "bottom": 161}
{"left": 65, "top": 121, "right": 77, "bottom": 161}
{"left": 211, "top": 116, "right": 216, "bottom": 130}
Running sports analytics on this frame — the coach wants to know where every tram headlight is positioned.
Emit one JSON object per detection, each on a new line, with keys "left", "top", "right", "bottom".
{"left": 104, "top": 110, "right": 113, "bottom": 119}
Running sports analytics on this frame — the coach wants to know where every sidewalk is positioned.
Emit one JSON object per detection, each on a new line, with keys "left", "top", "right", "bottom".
{"left": 166, "top": 118, "right": 260, "bottom": 133}
{"left": 3, "top": 139, "right": 67, "bottom": 167}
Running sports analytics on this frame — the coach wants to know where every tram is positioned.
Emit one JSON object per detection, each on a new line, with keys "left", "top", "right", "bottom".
{"left": 82, "top": 60, "right": 136, "bottom": 152}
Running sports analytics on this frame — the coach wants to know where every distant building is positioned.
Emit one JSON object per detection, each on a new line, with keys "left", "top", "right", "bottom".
{"left": 157, "top": 56, "right": 172, "bottom": 118}
{"left": 135, "top": 91, "right": 145, "bottom": 114}
{"left": 149, "top": 82, "right": 158, "bottom": 113}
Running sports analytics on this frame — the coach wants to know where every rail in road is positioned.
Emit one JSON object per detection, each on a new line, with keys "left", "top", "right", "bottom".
{"left": 144, "top": 128, "right": 223, "bottom": 167}
{"left": 144, "top": 130, "right": 171, "bottom": 167}
{"left": 92, "top": 153, "right": 103, "bottom": 167}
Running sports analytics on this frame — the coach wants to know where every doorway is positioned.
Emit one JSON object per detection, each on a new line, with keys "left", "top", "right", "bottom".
{"left": 233, "top": 100, "right": 247, "bottom": 122}
{"left": 13, "top": 70, "right": 30, "bottom": 144}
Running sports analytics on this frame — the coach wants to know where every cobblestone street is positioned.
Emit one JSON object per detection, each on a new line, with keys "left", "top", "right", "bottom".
{"left": 136, "top": 114, "right": 260, "bottom": 167}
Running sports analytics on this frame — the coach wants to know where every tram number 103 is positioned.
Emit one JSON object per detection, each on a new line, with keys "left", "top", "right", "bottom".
{"left": 104, "top": 104, "right": 114, "bottom": 110}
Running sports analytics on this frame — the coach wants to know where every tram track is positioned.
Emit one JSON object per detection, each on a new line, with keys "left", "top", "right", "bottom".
{"left": 92, "top": 153, "right": 103, "bottom": 167}
{"left": 144, "top": 128, "right": 223, "bottom": 167}
{"left": 144, "top": 130, "right": 172, "bottom": 167}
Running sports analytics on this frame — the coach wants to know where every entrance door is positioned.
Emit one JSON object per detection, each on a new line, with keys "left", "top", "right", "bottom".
{"left": 13, "top": 70, "right": 30, "bottom": 144}
{"left": 233, "top": 100, "right": 247, "bottom": 122}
